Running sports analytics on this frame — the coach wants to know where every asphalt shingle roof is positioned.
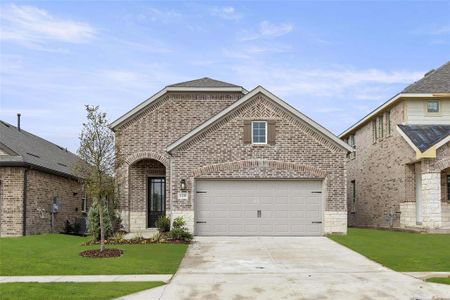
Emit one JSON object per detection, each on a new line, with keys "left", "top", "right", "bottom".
{"left": 398, "top": 124, "right": 450, "bottom": 152}
{"left": 402, "top": 61, "right": 450, "bottom": 93}
{"left": 167, "top": 77, "right": 241, "bottom": 88}
{"left": 0, "top": 120, "right": 82, "bottom": 178}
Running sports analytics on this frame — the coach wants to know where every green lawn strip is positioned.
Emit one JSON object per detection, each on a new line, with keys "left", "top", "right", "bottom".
{"left": 425, "top": 277, "right": 450, "bottom": 285}
{"left": 328, "top": 228, "right": 450, "bottom": 272}
{"left": 0, "top": 234, "right": 188, "bottom": 276}
{"left": 0, "top": 281, "right": 164, "bottom": 300}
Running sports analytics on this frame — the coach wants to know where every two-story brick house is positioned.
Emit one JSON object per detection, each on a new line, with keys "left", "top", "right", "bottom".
{"left": 110, "top": 78, "right": 353, "bottom": 236}
{"left": 340, "top": 61, "right": 450, "bottom": 231}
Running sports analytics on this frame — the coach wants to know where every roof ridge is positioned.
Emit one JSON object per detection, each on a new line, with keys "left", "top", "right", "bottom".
{"left": 167, "top": 77, "right": 242, "bottom": 88}
{"left": 402, "top": 60, "right": 450, "bottom": 93}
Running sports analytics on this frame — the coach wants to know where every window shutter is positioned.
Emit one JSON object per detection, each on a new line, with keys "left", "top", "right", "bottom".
{"left": 268, "top": 120, "right": 276, "bottom": 144}
{"left": 243, "top": 120, "right": 251, "bottom": 144}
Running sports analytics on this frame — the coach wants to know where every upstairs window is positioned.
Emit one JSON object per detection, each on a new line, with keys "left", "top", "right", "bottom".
{"left": 372, "top": 120, "right": 377, "bottom": 143}
{"left": 447, "top": 175, "right": 450, "bottom": 202}
{"left": 385, "top": 111, "right": 391, "bottom": 135}
{"left": 251, "top": 121, "right": 267, "bottom": 144}
{"left": 377, "top": 115, "right": 384, "bottom": 138}
{"left": 427, "top": 100, "right": 440, "bottom": 113}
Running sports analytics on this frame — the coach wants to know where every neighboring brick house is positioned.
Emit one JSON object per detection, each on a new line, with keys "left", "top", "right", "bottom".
{"left": 340, "top": 61, "right": 450, "bottom": 232}
{"left": 0, "top": 119, "right": 87, "bottom": 236}
{"left": 110, "top": 78, "right": 353, "bottom": 236}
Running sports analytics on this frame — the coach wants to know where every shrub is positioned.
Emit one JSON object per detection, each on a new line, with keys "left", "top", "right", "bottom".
{"left": 87, "top": 200, "right": 113, "bottom": 241}
{"left": 169, "top": 216, "right": 193, "bottom": 242}
{"left": 73, "top": 221, "right": 81, "bottom": 234}
{"left": 155, "top": 215, "right": 170, "bottom": 233}
{"left": 169, "top": 227, "right": 193, "bottom": 242}
{"left": 172, "top": 216, "right": 186, "bottom": 229}
{"left": 64, "top": 220, "right": 73, "bottom": 234}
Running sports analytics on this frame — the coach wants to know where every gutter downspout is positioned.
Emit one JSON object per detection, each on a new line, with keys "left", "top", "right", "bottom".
{"left": 22, "top": 168, "right": 28, "bottom": 236}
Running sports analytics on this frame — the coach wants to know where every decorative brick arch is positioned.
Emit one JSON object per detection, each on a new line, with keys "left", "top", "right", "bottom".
{"left": 191, "top": 159, "right": 327, "bottom": 178}
{"left": 435, "top": 157, "right": 450, "bottom": 171}
{"left": 125, "top": 151, "right": 170, "bottom": 167}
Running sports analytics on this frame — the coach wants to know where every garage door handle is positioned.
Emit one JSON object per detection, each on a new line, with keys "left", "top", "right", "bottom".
{"left": 312, "top": 221, "right": 322, "bottom": 224}
{"left": 196, "top": 221, "right": 207, "bottom": 224}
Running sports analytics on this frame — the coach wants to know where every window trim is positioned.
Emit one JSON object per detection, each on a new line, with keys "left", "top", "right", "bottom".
{"left": 251, "top": 121, "right": 268, "bottom": 145}
{"left": 426, "top": 100, "right": 440, "bottom": 114}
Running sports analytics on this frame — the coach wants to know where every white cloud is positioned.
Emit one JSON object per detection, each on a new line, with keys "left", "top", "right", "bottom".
{"left": 0, "top": 4, "right": 95, "bottom": 47}
{"left": 414, "top": 24, "right": 450, "bottom": 36}
{"left": 241, "top": 21, "right": 294, "bottom": 41}
{"left": 232, "top": 63, "right": 423, "bottom": 100}
{"left": 125, "top": 8, "right": 181, "bottom": 24}
{"left": 211, "top": 6, "right": 241, "bottom": 21}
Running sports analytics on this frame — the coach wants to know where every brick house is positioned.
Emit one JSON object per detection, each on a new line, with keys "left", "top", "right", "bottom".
{"left": 0, "top": 118, "right": 87, "bottom": 236}
{"left": 110, "top": 78, "right": 353, "bottom": 236}
{"left": 340, "top": 61, "right": 450, "bottom": 231}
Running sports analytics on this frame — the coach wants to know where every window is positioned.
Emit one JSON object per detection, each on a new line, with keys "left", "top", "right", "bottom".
{"left": 351, "top": 180, "right": 356, "bottom": 213}
{"left": 385, "top": 111, "right": 391, "bottom": 135}
{"left": 377, "top": 115, "right": 384, "bottom": 138}
{"left": 427, "top": 100, "right": 440, "bottom": 113}
{"left": 251, "top": 121, "right": 267, "bottom": 144}
{"left": 348, "top": 134, "right": 356, "bottom": 159}
{"left": 372, "top": 120, "right": 377, "bottom": 143}
{"left": 81, "top": 196, "right": 87, "bottom": 212}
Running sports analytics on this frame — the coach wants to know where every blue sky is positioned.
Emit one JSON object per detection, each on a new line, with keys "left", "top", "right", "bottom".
{"left": 1, "top": 1, "right": 449, "bottom": 152}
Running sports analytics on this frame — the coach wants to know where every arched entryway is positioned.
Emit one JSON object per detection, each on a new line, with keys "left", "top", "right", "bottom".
{"left": 129, "top": 158, "right": 167, "bottom": 230}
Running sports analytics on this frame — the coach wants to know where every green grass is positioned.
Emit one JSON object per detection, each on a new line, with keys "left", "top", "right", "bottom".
{"left": 0, "top": 234, "right": 188, "bottom": 275}
{"left": 426, "top": 277, "right": 450, "bottom": 285}
{"left": 0, "top": 282, "right": 164, "bottom": 300}
{"left": 329, "top": 228, "right": 450, "bottom": 272}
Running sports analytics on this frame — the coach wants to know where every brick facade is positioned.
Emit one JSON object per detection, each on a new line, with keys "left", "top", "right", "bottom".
{"left": 344, "top": 99, "right": 450, "bottom": 231}
{"left": 0, "top": 167, "right": 85, "bottom": 236}
{"left": 115, "top": 90, "right": 348, "bottom": 234}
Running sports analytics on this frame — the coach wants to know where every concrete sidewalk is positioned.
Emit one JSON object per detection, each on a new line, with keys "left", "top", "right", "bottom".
{"left": 0, "top": 274, "right": 172, "bottom": 283}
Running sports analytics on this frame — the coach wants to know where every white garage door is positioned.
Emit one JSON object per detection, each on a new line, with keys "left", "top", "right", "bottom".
{"left": 195, "top": 180, "right": 323, "bottom": 236}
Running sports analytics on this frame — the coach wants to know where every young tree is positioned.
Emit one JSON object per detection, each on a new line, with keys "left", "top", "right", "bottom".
{"left": 77, "top": 105, "right": 118, "bottom": 251}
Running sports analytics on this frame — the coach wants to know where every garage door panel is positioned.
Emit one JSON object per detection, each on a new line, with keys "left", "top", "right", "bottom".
{"left": 195, "top": 180, "right": 323, "bottom": 236}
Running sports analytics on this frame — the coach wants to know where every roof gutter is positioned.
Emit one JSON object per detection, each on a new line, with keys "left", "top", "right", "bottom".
{"left": 0, "top": 161, "right": 82, "bottom": 181}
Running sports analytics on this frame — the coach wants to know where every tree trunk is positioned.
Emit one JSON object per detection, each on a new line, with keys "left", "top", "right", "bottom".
{"left": 99, "top": 197, "right": 105, "bottom": 252}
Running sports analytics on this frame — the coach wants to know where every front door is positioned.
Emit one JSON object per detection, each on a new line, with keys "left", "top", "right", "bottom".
{"left": 147, "top": 177, "right": 166, "bottom": 228}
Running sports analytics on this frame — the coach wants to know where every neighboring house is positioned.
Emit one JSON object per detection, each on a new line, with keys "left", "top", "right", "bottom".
{"left": 340, "top": 61, "right": 450, "bottom": 231}
{"left": 0, "top": 118, "right": 87, "bottom": 236}
{"left": 110, "top": 78, "right": 353, "bottom": 236}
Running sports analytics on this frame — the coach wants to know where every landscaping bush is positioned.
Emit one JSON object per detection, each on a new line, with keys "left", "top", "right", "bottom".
{"left": 169, "top": 216, "right": 193, "bottom": 242}
{"left": 64, "top": 220, "right": 73, "bottom": 234}
{"left": 87, "top": 200, "right": 113, "bottom": 241}
{"left": 155, "top": 215, "right": 170, "bottom": 232}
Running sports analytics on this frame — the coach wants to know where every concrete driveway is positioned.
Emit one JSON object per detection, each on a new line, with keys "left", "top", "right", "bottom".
{"left": 124, "top": 237, "right": 450, "bottom": 300}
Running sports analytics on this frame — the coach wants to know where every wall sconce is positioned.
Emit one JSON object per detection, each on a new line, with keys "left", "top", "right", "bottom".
{"left": 180, "top": 179, "right": 187, "bottom": 191}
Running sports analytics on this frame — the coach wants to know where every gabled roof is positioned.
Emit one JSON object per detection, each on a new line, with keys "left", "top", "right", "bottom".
{"left": 167, "top": 77, "right": 242, "bottom": 88}
{"left": 166, "top": 86, "right": 354, "bottom": 153}
{"left": 397, "top": 124, "right": 450, "bottom": 152}
{"left": 110, "top": 77, "right": 247, "bottom": 130}
{"left": 402, "top": 61, "right": 450, "bottom": 93}
{"left": 340, "top": 61, "right": 450, "bottom": 138}
{"left": 0, "top": 120, "right": 82, "bottom": 178}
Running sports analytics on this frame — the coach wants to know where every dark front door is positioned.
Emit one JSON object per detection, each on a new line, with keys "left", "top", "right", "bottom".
{"left": 147, "top": 177, "right": 166, "bottom": 228}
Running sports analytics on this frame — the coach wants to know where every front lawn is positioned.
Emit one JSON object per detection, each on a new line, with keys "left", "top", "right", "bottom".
{"left": 426, "top": 277, "right": 450, "bottom": 285}
{"left": 0, "top": 234, "right": 188, "bottom": 275}
{"left": 0, "top": 282, "right": 164, "bottom": 300}
{"left": 329, "top": 228, "right": 450, "bottom": 272}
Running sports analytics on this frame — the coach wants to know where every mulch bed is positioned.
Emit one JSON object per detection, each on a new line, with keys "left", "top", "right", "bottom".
{"left": 80, "top": 248, "right": 123, "bottom": 258}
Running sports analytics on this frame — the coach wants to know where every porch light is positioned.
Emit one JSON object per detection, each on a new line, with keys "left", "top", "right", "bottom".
{"left": 180, "top": 179, "right": 187, "bottom": 191}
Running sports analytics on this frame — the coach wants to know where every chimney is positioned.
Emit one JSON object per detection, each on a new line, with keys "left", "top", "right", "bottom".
{"left": 17, "top": 113, "right": 21, "bottom": 131}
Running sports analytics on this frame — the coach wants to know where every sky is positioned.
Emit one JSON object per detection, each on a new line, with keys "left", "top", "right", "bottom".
{"left": 1, "top": 1, "right": 449, "bottom": 152}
